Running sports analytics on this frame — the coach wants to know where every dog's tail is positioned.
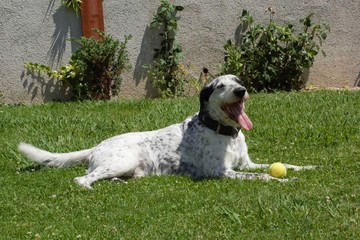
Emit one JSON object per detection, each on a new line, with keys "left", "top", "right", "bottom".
{"left": 18, "top": 142, "right": 93, "bottom": 168}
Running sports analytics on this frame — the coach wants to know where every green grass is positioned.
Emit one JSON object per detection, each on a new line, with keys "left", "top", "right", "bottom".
{"left": 0, "top": 91, "right": 359, "bottom": 239}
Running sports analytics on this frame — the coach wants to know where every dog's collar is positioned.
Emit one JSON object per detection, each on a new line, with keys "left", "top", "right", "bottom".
{"left": 199, "top": 113, "right": 240, "bottom": 138}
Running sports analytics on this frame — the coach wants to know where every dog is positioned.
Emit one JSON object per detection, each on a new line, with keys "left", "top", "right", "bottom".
{"left": 18, "top": 75, "right": 317, "bottom": 189}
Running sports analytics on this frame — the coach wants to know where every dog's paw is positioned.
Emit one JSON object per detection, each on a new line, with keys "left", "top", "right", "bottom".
{"left": 308, "top": 165, "right": 320, "bottom": 169}
{"left": 74, "top": 177, "right": 93, "bottom": 189}
{"left": 271, "top": 177, "right": 289, "bottom": 182}
{"left": 111, "top": 177, "right": 128, "bottom": 184}
{"left": 293, "top": 165, "right": 320, "bottom": 171}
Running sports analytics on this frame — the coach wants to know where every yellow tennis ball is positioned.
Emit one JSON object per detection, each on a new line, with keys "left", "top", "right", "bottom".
{"left": 269, "top": 162, "right": 287, "bottom": 178}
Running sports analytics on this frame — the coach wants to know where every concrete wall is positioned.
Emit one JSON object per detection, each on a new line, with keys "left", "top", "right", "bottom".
{"left": 1, "top": 0, "right": 81, "bottom": 103}
{"left": 1, "top": 0, "right": 359, "bottom": 104}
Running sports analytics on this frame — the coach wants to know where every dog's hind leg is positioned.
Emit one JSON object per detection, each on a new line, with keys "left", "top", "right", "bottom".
{"left": 74, "top": 165, "right": 136, "bottom": 189}
{"left": 74, "top": 155, "right": 141, "bottom": 189}
{"left": 74, "top": 169, "right": 121, "bottom": 189}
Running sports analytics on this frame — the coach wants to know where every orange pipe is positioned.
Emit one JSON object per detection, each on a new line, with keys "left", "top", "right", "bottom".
{"left": 80, "top": 0, "right": 105, "bottom": 39}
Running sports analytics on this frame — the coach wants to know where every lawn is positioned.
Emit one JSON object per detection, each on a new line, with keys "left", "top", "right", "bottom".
{"left": 0, "top": 90, "right": 359, "bottom": 239}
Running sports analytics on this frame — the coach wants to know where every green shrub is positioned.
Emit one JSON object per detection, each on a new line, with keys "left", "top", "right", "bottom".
{"left": 222, "top": 9, "right": 330, "bottom": 92}
{"left": 144, "top": 0, "right": 186, "bottom": 98}
{"left": 25, "top": 30, "right": 131, "bottom": 100}
{"left": 62, "top": 0, "right": 82, "bottom": 16}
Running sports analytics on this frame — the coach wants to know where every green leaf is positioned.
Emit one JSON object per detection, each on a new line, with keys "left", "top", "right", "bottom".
{"left": 150, "top": 21, "right": 158, "bottom": 29}
{"left": 320, "top": 32, "right": 327, "bottom": 40}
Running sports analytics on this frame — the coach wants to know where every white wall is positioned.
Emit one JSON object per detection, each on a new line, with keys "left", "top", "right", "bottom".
{"left": 1, "top": 0, "right": 359, "bottom": 103}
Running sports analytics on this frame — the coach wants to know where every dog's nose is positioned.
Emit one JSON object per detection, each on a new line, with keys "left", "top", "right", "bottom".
{"left": 234, "top": 88, "right": 246, "bottom": 98}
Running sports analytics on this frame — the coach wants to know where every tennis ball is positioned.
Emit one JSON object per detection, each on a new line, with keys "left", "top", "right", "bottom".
{"left": 269, "top": 162, "right": 287, "bottom": 178}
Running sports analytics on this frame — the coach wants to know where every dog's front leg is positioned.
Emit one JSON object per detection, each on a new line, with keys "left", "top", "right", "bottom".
{"left": 282, "top": 164, "right": 319, "bottom": 171}
{"left": 238, "top": 154, "right": 319, "bottom": 171}
{"left": 237, "top": 153, "right": 270, "bottom": 170}
{"left": 224, "top": 169, "right": 288, "bottom": 182}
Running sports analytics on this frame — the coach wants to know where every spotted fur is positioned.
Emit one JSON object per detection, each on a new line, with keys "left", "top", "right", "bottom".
{"left": 18, "top": 75, "right": 317, "bottom": 189}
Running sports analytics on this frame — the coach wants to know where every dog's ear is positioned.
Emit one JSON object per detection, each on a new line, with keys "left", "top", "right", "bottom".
{"left": 199, "top": 83, "right": 214, "bottom": 114}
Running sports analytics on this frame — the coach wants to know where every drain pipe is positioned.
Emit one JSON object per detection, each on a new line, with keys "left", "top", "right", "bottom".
{"left": 80, "top": 0, "right": 104, "bottom": 39}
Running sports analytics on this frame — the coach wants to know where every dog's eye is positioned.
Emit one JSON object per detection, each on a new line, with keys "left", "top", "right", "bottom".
{"left": 217, "top": 84, "right": 225, "bottom": 89}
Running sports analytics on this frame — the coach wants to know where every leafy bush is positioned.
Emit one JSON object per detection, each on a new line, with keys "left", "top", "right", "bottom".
{"left": 25, "top": 30, "right": 131, "bottom": 100}
{"left": 222, "top": 9, "right": 330, "bottom": 92}
{"left": 62, "top": 0, "right": 82, "bottom": 16}
{"left": 144, "top": 0, "right": 186, "bottom": 98}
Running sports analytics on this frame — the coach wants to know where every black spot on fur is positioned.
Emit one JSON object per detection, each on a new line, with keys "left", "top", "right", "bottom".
{"left": 199, "top": 83, "right": 214, "bottom": 115}
{"left": 231, "top": 76, "right": 244, "bottom": 86}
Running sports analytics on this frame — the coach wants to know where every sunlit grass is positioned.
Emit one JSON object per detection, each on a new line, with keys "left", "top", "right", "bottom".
{"left": 0, "top": 90, "right": 359, "bottom": 239}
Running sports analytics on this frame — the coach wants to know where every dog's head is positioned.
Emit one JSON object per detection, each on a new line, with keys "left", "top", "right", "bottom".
{"left": 199, "top": 75, "right": 253, "bottom": 130}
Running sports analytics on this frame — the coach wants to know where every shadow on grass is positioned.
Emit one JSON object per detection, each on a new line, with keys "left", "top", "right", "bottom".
{"left": 17, "top": 164, "right": 45, "bottom": 173}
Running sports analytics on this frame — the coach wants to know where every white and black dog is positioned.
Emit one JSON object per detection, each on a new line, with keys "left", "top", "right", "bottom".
{"left": 18, "top": 75, "right": 317, "bottom": 189}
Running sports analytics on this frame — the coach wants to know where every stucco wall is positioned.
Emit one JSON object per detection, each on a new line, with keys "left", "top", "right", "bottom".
{"left": 1, "top": 0, "right": 359, "bottom": 104}
{"left": 1, "top": 0, "right": 81, "bottom": 103}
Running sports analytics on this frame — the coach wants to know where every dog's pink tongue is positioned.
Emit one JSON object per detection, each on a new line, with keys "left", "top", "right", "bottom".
{"left": 238, "top": 110, "right": 253, "bottom": 131}
{"left": 229, "top": 103, "right": 253, "bottom": 130}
